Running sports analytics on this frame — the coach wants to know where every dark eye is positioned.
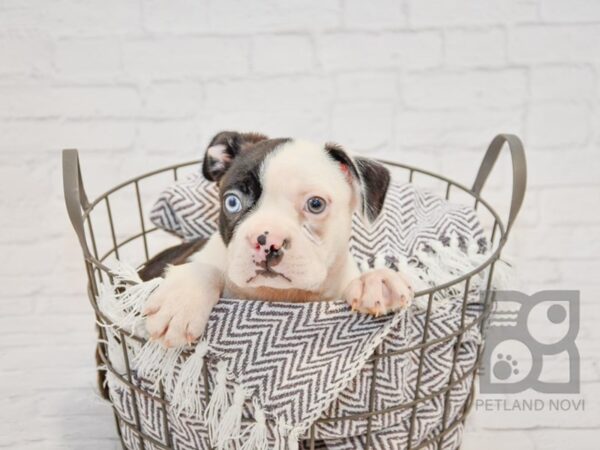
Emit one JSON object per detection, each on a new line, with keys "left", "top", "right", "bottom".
{"left": 224, "top": 193, "right": 242, "bottom": 213}
{"left": 306, "top": 196, "right": 326, "bottom": 214}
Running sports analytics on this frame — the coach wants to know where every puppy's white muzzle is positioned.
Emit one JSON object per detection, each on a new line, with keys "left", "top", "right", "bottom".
{"left": 227, "top": 214, "right": 328, "bottom": 292}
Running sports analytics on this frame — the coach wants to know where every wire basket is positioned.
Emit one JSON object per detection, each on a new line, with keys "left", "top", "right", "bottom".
{"left": 63, "top": 134, "right": 526, "bottom": 449}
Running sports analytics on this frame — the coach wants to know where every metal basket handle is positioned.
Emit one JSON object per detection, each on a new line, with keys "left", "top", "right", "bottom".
{"left": 63, "top": 149, "right": 92, "bottom": 258}
{"left": 472, "top": 134, "right": 527, "bottom": 240}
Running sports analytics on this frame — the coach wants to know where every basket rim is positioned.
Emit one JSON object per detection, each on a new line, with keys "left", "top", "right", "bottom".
{"left": 84, "top": 157, "right": 507, "bottom": 288}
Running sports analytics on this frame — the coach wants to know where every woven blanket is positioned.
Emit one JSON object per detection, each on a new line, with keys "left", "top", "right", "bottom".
{"left": 99, "top": 180, "right": 493, "bottom": 450}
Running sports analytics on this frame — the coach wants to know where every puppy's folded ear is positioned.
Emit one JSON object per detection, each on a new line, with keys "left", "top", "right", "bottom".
{"left": 354, "top": 157, "right": 391, "bottom": 221}
{"left": 202, "top": 131, "right": 268, "bottom": 182}
{"left": 325, "top": 143, "right": 391, "bottom": 222}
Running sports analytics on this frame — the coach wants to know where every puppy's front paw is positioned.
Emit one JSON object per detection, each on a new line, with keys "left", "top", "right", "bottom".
{"left": 143, "top": 268, "right": 219, "bottom": 348}
{"left": 343, "top": 268, "right": 413, "bottom": 317}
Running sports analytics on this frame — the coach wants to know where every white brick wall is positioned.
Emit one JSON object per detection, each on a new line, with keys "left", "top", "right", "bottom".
{"left": 0, "top": 1, "right": 599, "bottom": 448}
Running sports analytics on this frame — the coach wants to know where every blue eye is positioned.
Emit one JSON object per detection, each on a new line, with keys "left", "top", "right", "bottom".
{"left": 224, "top": 193, "right": 242, "bottom": 213}
{"left": 306, "top": 196, "right": 326, "bottom": 214}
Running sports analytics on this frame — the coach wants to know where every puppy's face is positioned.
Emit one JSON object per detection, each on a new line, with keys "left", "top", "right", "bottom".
{"left": 202, "top": 132, "right": 390, "bottom": 294}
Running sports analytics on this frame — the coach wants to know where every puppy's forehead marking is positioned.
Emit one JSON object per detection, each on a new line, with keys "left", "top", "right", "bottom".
{"left": 220, "top": 138, "right": 289, "bottom": 189}
{"left": 218, "top": 138, "right": 290, "bottom": 244}
{"left": 207, "top": 144, "right": 228, "bottom": 160}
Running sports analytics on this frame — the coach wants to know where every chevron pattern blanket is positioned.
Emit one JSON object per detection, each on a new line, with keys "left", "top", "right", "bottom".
{"left": 99, "top": 176, "right": 493, "bottom": 450}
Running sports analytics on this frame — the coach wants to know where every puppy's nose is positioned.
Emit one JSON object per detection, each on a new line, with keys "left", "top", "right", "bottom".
{"left": 254, "top": 232, "right": 289, "bottom": 250}
{"left": 256, "top": 233, "right": 267, "bottom": 246}
{"left": 251, "top": 231, "right": 290, "bottom": 263}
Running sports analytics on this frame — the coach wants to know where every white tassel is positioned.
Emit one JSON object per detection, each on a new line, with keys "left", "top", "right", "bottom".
{"left": 392, "top": 254, "right": 425, "bottom": 291}
{"left": 415, "top": 245, "right": 453, "bottom": 285}
{"left": 409, "top": 234, "right": 487, "bottom": 309}
{"left": 103, "top": 366, "right": 117, "bottom": 391}
{"left": 172, "top": 341, "right": 210, "bottom": 416}
{"left": 448, "top": 231, "right": 460, "bottom": 252}
{"left": 96, "top": 285, "right": 131, "bottom": 333}
{"left": 98, "top": 262, "right": 162, "bottom": 336}
{"left": 111, "top": 261, "right": 144, "bottom": 284}
{"left": 204, "top": 360, "right": 230, "bottom": 442}
{"left": 215, "top": 384, "right": 249, "bottom": 448}
{"left": 96, "top": 283, "right": 122, "bottom": 323}
{"left": 114, "top": 279, "right": 161, "bottom": 334}
{"left": 160, "top": 346, "right": 183, "bottom": 392}
{"left": 239, "top": 399, "right": 269, "bottom": 450}
{"left": 105, "top": 328, "right": 128, "bottom": 374}
{"left": 356, "top": 235, "right": 510, "bottom": 312}
{"left": 430, "top": 239, "right": 485, "bottom": 279}
{"left": 114, "top": 277, "right": 161, "bottom": 311}
{"left": 132, "top": 341, "right": 166, "bottom": 379}
{"left": 287, "top": 428, "right": 301, "bottom": 450}
{"left": 272, "top": 419, "right": 288, "bottom": 450}
{"left": 133, "top": 341, "right": 182, "bottom": 393}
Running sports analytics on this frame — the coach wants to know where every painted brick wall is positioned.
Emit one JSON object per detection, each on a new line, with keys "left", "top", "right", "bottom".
{"left": 0, "top": 1, "right": 598, "bottom": 448}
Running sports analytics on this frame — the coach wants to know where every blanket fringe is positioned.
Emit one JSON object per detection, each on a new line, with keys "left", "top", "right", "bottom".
{"left": 172, "top": 340, "right": 210, "bottom": 416}
{"left": 272, "top": 420, "right": 302, "bottom": 450}
{"left": 97, "top": 262, "right": 161, "bottom": 335}
{"left": 369, "top": 232, "right": 505, "bottom": 310}
{"left": 111, "top": 261, "right": 144, "bottom": 284}
{"left": 215, "top": 383, "right": 249, "bottom": 448}
{"left": 287, "top": 427, "right": 301, "bottom": 450}
{"left": 113, "top": 278, "right": 161, "bottom": 330}
{"left": 205, "top": 360, "right": 230, "bottom": 442}
{"left": 133, "top": 341, "right": 182, "bottom": 393}
{"left": 239, "top": 399, "right": 269, "bottom": 450}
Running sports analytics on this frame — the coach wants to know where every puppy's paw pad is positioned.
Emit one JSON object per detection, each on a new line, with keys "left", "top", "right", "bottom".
{"left": 343, "top": 268, "right": 413, "bottom": 316}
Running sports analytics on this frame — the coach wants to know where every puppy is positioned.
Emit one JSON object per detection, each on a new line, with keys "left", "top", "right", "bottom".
{"left": 145, "top": 132, "right": 414, "bottom": 348}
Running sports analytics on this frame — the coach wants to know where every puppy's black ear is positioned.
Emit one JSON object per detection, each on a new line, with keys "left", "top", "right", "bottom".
{"left": 325, "top": 143, "right": 390, "bottom": 222}
{"left": 202, "top": 131, "right": 268, "bottom": 182}
{"left": 354, "top": 157, "right": 391, "bottom": 221}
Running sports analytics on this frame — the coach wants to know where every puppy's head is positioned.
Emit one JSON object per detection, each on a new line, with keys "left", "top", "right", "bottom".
{"left": 202, "top": 131, "right": 390, "bottom": 293}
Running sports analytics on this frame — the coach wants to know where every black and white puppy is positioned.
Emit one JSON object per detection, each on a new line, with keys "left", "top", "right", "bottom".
{"left": 145, "top": 132, "right": 414, "bottom": 348}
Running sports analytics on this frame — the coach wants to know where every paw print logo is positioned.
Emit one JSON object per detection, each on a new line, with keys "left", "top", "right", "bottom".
{"left": 485, "top": 339, "right": 531, "bottom": 386}
{"left": 494, "top": 353, "right": 519, "bottom": 380}
{"left": 480, "top": 290, "right": 579, "bottom": 394}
